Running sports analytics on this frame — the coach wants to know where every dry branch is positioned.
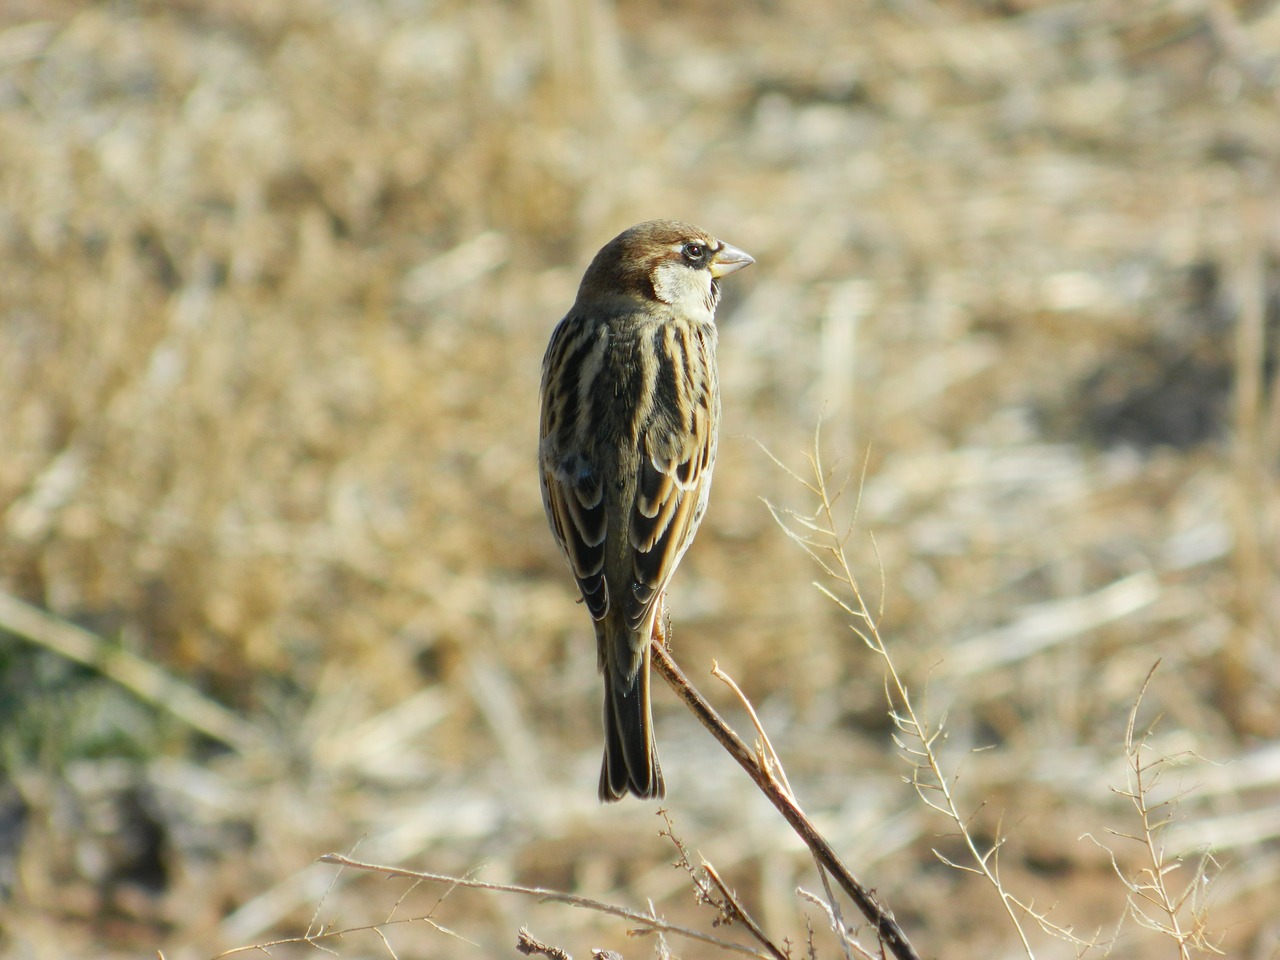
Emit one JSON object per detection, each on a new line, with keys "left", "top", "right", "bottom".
{"left": 702, "top": 860, "right": 789, "bottom": 960}
{"left": 649, "top": 640, "right": 922, "bottom": 960}
{"left": 317, "top": 854, "right": 771, "bottom": 960}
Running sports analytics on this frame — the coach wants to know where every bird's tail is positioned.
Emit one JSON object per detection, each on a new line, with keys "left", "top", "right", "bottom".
{"left": 599, "top": 642, "right": 664, "bottom": 802}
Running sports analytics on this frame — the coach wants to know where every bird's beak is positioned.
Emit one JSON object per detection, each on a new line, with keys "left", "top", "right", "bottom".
{"left": 708, "top": 243, "right": 755, "bottom": 278}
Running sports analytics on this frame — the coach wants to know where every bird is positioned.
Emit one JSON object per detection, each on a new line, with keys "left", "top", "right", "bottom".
{"left": 538, "top": 220, "right": 754, "bottom": 801}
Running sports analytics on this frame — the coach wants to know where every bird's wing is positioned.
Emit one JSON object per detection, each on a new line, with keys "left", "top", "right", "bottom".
{"left": 541, "top": 450, "right": 609, "bottom": 620}
{"left": 540, "top": 316, "right": 610, "bottom": 620}
{"left": 623, "top": 324, "right": 717, "bottom": 634}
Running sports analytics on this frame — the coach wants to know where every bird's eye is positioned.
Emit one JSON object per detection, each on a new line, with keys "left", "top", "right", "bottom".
{"left": 681, "top": 242, "right": 706, "bottom": 262}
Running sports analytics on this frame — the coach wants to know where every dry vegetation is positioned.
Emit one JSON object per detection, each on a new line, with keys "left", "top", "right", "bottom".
{"left": 2, "top": 0, "right": 1279, "bottom": 957}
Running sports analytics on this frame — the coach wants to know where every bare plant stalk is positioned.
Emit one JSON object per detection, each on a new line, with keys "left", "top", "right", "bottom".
{"left": 1104, "top": 663, "right": 1223, "bottom": 957}
{"left": 317, "top": 854, "right": 771, "bottom": 959}
{"left": 517, "top": 926, "right": 572, "bottom": 960}
{"left": 701, "top": 860, "right": 789, "bottom": 960}
{"left": 796, "top": 888, "right": 881, "bottom": 960}
{"left": 760, "top": 429, "right": 1100, "bottom": 955}
{"left": 658, "top": 808, "right": 791, "bottom": 960}
{"left": 213, "top": 904, "right": 472, "bottom": 958}
{"left": 710, "top": 661, "right": 854, "bottom": 960}
{"left": 649, "top": 642, "right": 922, "bottom": 960}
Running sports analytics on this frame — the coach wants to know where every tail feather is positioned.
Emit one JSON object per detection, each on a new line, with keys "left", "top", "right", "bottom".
{"left": 599, "top": 648, "right": 664, "bottom": 802}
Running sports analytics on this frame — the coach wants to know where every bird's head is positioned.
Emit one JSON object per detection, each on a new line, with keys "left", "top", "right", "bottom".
{"left": 575, "top": 220, "right": 754, "bottom": 322}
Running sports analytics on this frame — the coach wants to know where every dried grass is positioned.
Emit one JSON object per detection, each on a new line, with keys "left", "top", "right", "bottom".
{"left": 1, "top": 0, "right": 1278, "bottom": 957}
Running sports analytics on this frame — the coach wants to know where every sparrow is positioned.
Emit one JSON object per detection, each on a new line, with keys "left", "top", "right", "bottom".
{"left": 538, "top": 220, "right": 754, "bottom": 800}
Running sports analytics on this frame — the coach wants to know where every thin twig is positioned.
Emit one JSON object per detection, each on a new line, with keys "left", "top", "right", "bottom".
{"left": 761, "top": 427, "right": 1105, "bottom": 954}
{"left": 711, "top": 660, "right": 853, "bottom": 960}
{"left": 658, "top": 809, "right": 730, "bottom": 923}
{"left": 212, "top": 907, "right": 472, "bottom": 958}
{"left": 649, "top": 642, "right": 922, "bottom": 960}
{"left": 813, "top": 863, "right": 856, "bottom": 960}
{"left": 796, "top": 888, "right": 879, "bottom": 960}
{"left": 712, "top": 661, "right": 794, "bottom": 798}
{"left": 702, "top": 860, "right": 789, "bottom": 960}
{"left": 317, "top": 854, "right": 770, "bottom": 959}
{"left": 517, "top": 927, "right": 572, "bottom": 960}
{"left": 1100, "top": 661, "right": 1224, "bottom": 957}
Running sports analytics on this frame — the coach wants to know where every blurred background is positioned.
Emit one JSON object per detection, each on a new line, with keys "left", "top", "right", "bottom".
{"left": 1, "top": 0, "right": 1278, "bottom": 957}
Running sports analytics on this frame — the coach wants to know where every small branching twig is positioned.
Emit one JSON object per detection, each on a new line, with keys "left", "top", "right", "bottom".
{"left": 658, "top": 809, "right": 726, "bottom": 920}
{"left": 1095, "top": 663, "right": 1224, "bottom": 958}
{"left": 796, "top": 889, "right": 880, "bottom": 960}
{"left": 213, "top": 909, "right": 473, "bottom": 958}
{"left": 317, "top": 853, "right": 771, "bottom": 959}
{"left": 517, "top": 926, "right": 572, "bottom": 960}
{"left": 702, "top": 860, "right": 790, "bottom": 960}
{"left": 659, "top": 809, "right": 788, "bottom": 958}
{"left": 709, "top": 661, "right": 854, "bottom": 960}
{"left": 650, "top": 641, "right": 920, "bottom": 960}
{"left": 812, "top": 864, "right": 857, "bottom": 960}
{"left": 711, "top": 662, "right": 794, "bottom": 798}
{"left": 212, "top": 842, "right": 473, "bottom": 959}
{"left": 759, "top": 425, "right": 1104, "bottom": 957}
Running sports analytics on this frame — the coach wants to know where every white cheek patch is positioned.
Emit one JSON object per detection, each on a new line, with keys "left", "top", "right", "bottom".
{"left": 652, "top": 261, "right": 682, "bottom": 304}
{"left": 652, "top": 261, "right": 715, "bottom": 321}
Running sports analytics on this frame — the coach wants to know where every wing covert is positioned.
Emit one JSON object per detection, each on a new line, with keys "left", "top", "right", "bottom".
{"left": 542, "top": 453, "right": 609, "bottom": 620}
